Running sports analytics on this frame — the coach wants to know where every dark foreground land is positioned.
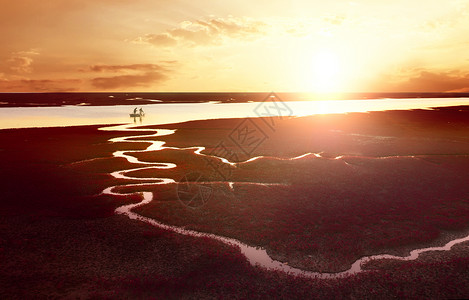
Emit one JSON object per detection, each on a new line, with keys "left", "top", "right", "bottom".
{"left": 1, "top": 106, "right": 469, "bottom": 298}
{"left": 130, "top": 106, "right": 469, "bottom": 273}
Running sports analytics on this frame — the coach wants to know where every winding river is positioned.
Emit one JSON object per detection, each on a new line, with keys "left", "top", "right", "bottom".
{"left": 100, "top": 123, "right": 469, "bottom": 279}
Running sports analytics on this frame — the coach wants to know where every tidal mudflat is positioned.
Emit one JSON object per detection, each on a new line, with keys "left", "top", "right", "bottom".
{"left": 2, "top": 104, "right": 469, "bottom": 298}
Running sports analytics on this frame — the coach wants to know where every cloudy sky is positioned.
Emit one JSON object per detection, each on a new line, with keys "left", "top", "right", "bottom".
{"left": 1, "top": 0, "right": 469, "bottom": 92}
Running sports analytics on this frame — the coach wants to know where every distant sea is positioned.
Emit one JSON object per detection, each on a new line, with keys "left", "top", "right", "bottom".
{"left": 1, "top": 92, "right": 469, "bottom": 107}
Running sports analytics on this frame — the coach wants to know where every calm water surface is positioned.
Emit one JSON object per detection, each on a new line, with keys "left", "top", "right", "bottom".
{"left": 0, "top": 98, "right": 468, "bottom": 129}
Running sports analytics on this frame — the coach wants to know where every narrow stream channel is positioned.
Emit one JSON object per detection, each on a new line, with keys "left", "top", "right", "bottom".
{"left": 100, "top": 123, "right": 469, "bottom": 279}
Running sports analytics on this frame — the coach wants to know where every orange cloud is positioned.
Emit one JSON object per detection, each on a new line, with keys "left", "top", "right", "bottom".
{"left": 134, "top": 33, "right": 178, "bottom": 47}
{"left": 7, "top": 50, "right": 39, "bottom": 74}
{"left": 135, "top": 17, "right": 266, "bottom": 47}
{"left": 91, "top": 72, "right": 167, "bottom": 89}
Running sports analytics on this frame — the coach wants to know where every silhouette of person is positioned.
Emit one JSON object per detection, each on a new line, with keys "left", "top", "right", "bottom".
{"left": 139, "top": 107, "right": 144, "bottom": 116}
{"left": 133, "top": 107, "right": 138, "bottom": 114}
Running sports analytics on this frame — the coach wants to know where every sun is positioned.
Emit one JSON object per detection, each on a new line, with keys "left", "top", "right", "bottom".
{"left": 312, "top": 50, "right": 341, "bottom": 93}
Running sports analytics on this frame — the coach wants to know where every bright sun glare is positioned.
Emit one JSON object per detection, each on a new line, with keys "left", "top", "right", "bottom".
{"left": 312, "top": 50, "right": 341, "bottom": 93}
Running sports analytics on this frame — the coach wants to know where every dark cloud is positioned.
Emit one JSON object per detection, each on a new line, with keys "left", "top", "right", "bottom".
{"left": 90, "top": 72, "right": 167, "bottom": 89}
{"left": 136, "top": 17, "right": 266, "bottom": 47}
{"left": 88, "top": 62, "right": 173, "bottom": 89}
{"left": 87, "top": 63, "right": 168, "bottom": 72}
{"left": 0, "top": 71, "right": 169, "bottom": 91}
{"left": 392, "top": 70, "right": 469, "bottom": 92}
{"left": 0, "top": 78, "right": 82, "bottom": 92}
{"left": 0, "top": 60, "right": 173, "bottom": 91}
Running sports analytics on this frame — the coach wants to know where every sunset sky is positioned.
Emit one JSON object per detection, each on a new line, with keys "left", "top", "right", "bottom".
{"left": 1, "top": 0, "right": 469, "bottom": 93}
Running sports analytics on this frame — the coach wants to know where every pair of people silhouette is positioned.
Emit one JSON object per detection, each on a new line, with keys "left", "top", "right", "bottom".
{"left": 133, "top": 107, "right": 144, "bottom": 116}
{"left": 131, "top": 107, "right": 145, "bottom": 124}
